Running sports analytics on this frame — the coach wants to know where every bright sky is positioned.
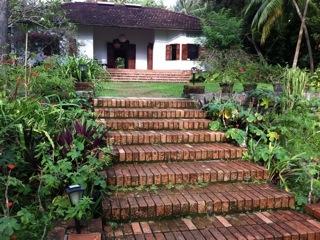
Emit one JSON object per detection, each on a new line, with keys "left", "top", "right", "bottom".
{"left": 161, "top": 0, "right": 177, "bottom": 8}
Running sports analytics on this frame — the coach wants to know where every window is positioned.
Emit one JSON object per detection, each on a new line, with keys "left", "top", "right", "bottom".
{"left": 182, "top": 44, "right": 200, "bottom": 60}
{"left": 166, "top": 44, "right": 180, "bottom": 60}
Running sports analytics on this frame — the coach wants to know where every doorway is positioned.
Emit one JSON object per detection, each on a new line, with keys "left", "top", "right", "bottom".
{"left": 147, "top": 43, "right": 153, "bottom": 70}
{"left": 107, "top": 39, "right": 136, "bottom": 69}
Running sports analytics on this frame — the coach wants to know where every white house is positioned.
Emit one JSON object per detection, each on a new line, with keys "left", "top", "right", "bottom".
{"left": 64, "top": 1, "right": 203, "bottom": 71}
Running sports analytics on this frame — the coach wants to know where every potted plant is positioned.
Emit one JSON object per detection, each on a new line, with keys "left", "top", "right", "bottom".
{"left": 183, "top": 67, "right": 206, "bottom": 97}
{"left": 220, "top": 73, "right": 234, "bottom": 94}
{"left": 62, "top": 57, "right": 107, "bottom": 92}
{"left": 74, "top": 63, "right": 94, "bottom": 91}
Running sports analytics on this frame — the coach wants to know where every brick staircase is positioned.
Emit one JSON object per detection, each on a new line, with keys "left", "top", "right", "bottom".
{"left": 108, "top": 69, "right": 192, "bottom": 83}
{"left": 94, "top": 97, "right": 320, "bottom": 239}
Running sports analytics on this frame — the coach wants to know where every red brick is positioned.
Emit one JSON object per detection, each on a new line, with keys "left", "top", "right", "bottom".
{"left": 306, "top": 203, "right": 320, "bottom": 220}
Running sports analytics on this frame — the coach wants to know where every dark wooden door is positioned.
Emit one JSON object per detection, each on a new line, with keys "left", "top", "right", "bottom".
{"left": 127, "top": 44, "right": 136, "bottom": 69}
{"left": 147, "top": 43, "right": 153, "bottom": 70}
{"left": 107, "top": 43, "right": 116, "bottom": 68}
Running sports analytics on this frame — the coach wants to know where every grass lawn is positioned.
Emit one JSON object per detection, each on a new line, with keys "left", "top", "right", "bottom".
{"left": 95, "top": 82, "right": 221, "bottom": 98}
{"left": 95, "top": 81, "right": 274, "bottom": 98}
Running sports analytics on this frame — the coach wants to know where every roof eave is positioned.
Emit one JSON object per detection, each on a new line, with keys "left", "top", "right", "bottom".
{"left": 75, "top": 23, "right": 202, "bottom": 32}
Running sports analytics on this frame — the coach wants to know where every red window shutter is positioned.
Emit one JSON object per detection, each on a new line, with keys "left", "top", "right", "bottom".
{"left": 166, "top": 45, "right": 172, "bottom": 60}
{"left": 182, "top": 44, "right": 188, "bottom": 60}
{"left": 176, "top": 44, "right": 180, "bottom": 60}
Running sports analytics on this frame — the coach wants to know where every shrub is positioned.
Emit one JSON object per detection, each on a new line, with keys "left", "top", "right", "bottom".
{"left": 0, "top": 97, "right": 111, "bottom": 239}
{"left": 60, "top": 56, "right": 107, "bottom": 83}
{"left": 29, "top": 64, "right": 75, "bottom": 99}
{"left": 310, "top": 67, "right": 320, "bottom": 91}
{"left": 204, "top": 95, "right": 320, "bottom": 207}
{"left": 282, "top": 68, "right": 309, "bottom": 111}
{"left": 0, "top": 57, "right": 76, "bottom": 100}
{"left": 202, "top": 9, "right": 243, "bottom": 49}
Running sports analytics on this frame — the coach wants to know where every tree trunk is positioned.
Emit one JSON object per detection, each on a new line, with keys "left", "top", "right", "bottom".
{"left": 292, "top": 0, "right": 314, "bottom": 72}
{"left": 0, "top": 0, "right": 8, "bottom": 60}
{"left": 292, "top": 0, "right": 310, "bottom": 69}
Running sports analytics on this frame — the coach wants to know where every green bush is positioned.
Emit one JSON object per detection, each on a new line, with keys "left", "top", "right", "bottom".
{"left": 60, "top": 56, "right": 108, "bottom": 83}
{"left": 202, "top": 9, "right": 243, "bottom": 49}
{"left": 204, "top": 90, "right": 320, "bottom": 207}
{"left": 0, "top": 64, "right": 25, "bottom": 98}
{"left": 310, "top": 67, "right": 320, "bottom": 91}
{"left": 0, "top": 97, "right": 111, "bottom": 239}
{"left": 202, "top": 49, "right": 283, "bottom": 87}
{"left": 0, "top": 57, "right": 76, "bottom": 100}
{"left": 29, "top": 64, "right": 75, "bottom": 99}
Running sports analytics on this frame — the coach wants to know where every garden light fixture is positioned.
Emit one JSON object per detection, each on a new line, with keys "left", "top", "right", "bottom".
{"left": 66, "top": 184, "right": 84, "bottom": 234}
{"left": 191, "top": 67, "right": 199, "bottom": 85}
{"left": 191, "top": 67, "right": 198, "bottom": 75}
{"left": 119, "top": 34, "right": 127, "bottom": 43}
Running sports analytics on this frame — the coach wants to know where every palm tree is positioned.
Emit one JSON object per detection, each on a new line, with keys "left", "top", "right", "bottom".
{"left": 174, "top": 0, "right": 207, "bottom": 16}
{"left": 245, "top": 0, "right": 314, "bottom": 71}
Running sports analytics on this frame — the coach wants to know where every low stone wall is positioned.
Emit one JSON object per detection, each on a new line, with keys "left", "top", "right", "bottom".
{"left": 189, "top": 91, "right": 320, "bottom": 106}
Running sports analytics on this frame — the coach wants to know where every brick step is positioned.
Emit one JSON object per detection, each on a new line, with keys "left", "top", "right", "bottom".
{"left": 105, "top": 160, "right": 268, "bottom": 187}
{"left": 107, "top": 130, "right": 226, "bottom": 145}
{"left": 102, "top": 183, "right": 295, "bottom": 221}
{"left": 112, "top": 143, "right": 246, "bottom": 163}
{"left": 111, "top": 76, "right": 190, "bottom": 79}
{"left": 95, "top": 108, "right": 206, "bottom": 119}
{"left": 111, "top": 79, "right": 189, "bottom": 83}
{"left": 306, "top": 203, "right": 320, "bottom": 220}
{"left": 110, "top": 75, "right": 191, "bottom": 78}
{"left": 98, "top": 119, "right": 211, "bottom": 131}
{"left": 93, "top": 98, "right": 199, "bottom": 109}
{"left": 105, "top": 210, "right": 320, "bottom": 239}
{"left": 108, "top": 69, "right": 191, "bottom": 75}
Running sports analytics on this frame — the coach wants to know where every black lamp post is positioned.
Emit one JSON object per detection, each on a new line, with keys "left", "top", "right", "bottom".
{"left": 66, "top": 184, "right": 84, "bottom": 234}
{"left": 191, "top": 67, "right": 199, "bottom": 85}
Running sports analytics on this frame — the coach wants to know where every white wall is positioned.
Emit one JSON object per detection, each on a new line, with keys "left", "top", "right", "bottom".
{"left": 153, "top": 30, "right": 202, "bottom": 70}
{"left": 76, "top": 25, "right": 202, "bottom": 70}
{"left": 77, "top": 26, "right": 94, "bottom": 59}
{"left": 93, "top": 26, "right": 154, "bottom": 70}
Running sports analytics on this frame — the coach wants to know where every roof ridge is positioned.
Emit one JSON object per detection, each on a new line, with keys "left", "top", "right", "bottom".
{"left": 64, "top": 2, "right": 199, "bottom": 20}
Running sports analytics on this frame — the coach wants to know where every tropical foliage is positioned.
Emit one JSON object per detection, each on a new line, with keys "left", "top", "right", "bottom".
{"left": 204, "top": 87, "right": 320, "bottom": 207}
{"left": 0, "top": 55, "right": 110, "bottom": 239}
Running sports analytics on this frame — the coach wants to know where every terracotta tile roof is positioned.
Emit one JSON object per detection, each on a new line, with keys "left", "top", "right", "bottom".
{"left": 63, "top": 2, "right": 201, "bottom": 31}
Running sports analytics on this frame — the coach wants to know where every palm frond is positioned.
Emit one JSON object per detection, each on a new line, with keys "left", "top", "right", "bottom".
{"left": 257, "top": 0, "right": 284, "bottom": 30}
{"left": 260, "top": 7, "right": 283, "bottom": 43}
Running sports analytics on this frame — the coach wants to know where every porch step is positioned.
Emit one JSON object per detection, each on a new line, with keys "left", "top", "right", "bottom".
{"left": 107, "top": 130, "right": 226, "bottom": 145}
{"left": 110, "top": 78, "right": 189, "bottom": 83}
{"left": 113, "top": 143, "right": 246, "bottom": 163}
{"left": 108, "top": 69, "right": 191, "bottom": 83}
{"left": 93, "top": 97, "right": 199, "bottom": 109}
{"left": 103, "top": 183, "right": 294, "bottom": 221}
{"left": 105, "top": 160, "right": 268, "bottom": 187}
{"left": 99, "top": 118, "right": 211, "bottom": 131}
{"left": 305, "top": 203, "right": 320, "bottom": 220}
{"left": 104, "top": 210, "right": 320, "bottom": 239}
{"left": 95, "top": 108, "right": 206, "bottom": 119}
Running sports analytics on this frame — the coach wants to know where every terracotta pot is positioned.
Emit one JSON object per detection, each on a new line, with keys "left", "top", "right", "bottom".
{"left": 75, "top": 82, "right": 94, "bottom": 91}
{"left": 183, "top": 85, "right": 205, "bottom": 96}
